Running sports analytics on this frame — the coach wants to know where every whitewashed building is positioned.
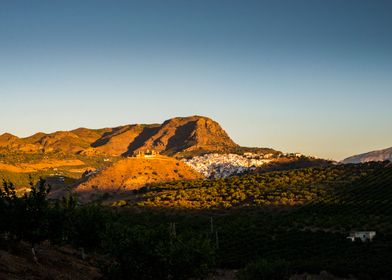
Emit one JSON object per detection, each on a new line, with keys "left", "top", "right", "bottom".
{"left": 347, "top": 231, "right": 376, "bottom": 242}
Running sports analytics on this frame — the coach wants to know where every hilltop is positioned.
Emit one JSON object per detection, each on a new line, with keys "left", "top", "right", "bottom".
{"left": 0, "top": 116, "right": 247, "bottom": 157}
{"left": 74, "top": 156, "right": 203, "bottom": 201}
{"left": 342, "top": 146, "right": 392, "bottom": 164}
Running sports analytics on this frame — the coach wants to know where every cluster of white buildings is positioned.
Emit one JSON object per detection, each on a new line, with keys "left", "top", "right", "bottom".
{"left": 183, "top": 153, "right": 273, "bottom": 178}
{"left": 347, "top": 231, "right": 376, "bottom": 242}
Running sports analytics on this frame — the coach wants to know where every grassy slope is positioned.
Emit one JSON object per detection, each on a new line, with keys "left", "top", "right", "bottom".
{"left": 76, "top": 156, "right": 203, "bottom": 193}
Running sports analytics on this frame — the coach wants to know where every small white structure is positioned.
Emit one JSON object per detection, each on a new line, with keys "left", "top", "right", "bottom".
{"left": 134, "top": 149, "right": 158, "bottom": 158}
{"left": 347, "top": 231, "right": 376, "bottom": 242}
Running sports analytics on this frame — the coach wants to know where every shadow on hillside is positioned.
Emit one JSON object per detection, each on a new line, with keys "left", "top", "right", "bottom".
{"left": 123, "top": 126, "right": 161, "bottom": 156}
{"left": 90, "top": 126, "right": 132, "bottom": 148}
{"left": 165, "top": 121, "right": 197, "bottom": 154}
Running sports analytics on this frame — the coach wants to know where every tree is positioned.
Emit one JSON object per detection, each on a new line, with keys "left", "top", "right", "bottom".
{"left": 23, "top": 178, "right": 51, "bottom": 262}
{"left": 0, "top": 178, "right": 51, "bottom": 262}
{"left": 0, "top": 180, "right": 18, "bottom": 236}
{"left": 104, "top": 224, "right": 215, "bottom": 280}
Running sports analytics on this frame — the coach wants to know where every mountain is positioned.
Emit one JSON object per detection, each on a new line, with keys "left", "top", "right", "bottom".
{"left": 0, "top": 116, "right": 242, "bottom": 157}
{"left": 0, "top": 132, "right": 39, "bottom": 152}
{"left": 0, "top": 133, "right": 19, "bottom": 144}
{"left": 342, "top": 146, "right": 392, "bottom": 164}
{"left": 123, "top": 116, "right": 239, "bottom": 157}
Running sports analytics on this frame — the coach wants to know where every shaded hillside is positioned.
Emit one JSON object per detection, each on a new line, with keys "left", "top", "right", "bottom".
{"left": 75, "top": 156, "right": 203, "bottom": 197}
{"left": 0, "top": 242, "right": 101, "bottom": 280}
{"left": 0, "top": 116, "right": 246, "bottom": 157}
{"left": 304, "top": 163, "right": 392, "bottom": 217}
{"left": 342, "top": 146, "right": 392, "bottom": 164}
{"left": 256, "top": 157, "right": 334, "bottom": 174}
{"left": 89, "top": 124, "right": 160, "bottom": 156}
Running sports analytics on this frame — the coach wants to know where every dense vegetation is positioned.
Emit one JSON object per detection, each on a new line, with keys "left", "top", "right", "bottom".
{"left": 256, "top": 156, "right": 333, "bottom": 173}
{"left": 0, "top": 180, "right": 217, "bottom": 279}
{"left": 1, "top": 162, "right": 392, "bottom": 279}
{"left": 136, "top": 163, "right": 381, "bottom": 209}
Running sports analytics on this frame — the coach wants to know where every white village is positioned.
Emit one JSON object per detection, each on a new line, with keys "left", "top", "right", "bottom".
{"left": 183, "top": 153, "right": 273, "bottom": 178}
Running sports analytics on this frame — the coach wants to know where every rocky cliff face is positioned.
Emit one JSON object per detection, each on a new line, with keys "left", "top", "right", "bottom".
{"left": 124, "top": 116, "right": 238, "bottom": 156}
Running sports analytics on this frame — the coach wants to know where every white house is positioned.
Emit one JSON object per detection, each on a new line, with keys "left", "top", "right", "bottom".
{"left": 347, "top": 231, "right": 376, "bottom": 242}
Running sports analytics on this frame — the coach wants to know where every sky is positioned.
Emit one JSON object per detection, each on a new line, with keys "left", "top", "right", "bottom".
{"left": 0, "top": 0, "right": 391, "bottom": 160}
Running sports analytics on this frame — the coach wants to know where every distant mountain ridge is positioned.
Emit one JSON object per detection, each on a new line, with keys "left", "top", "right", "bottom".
{"left": 342, "top": 146, "right": 392, "bottom": 164}
{"left": 0, "top": 116, "right": 254, "bottom": 157}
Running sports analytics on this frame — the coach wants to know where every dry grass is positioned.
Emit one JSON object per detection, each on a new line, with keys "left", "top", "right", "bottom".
{"left": 0, "top": 159, "right": 86, "bottom": 173}
{"left": 76, "top": 155, "right": 203, "bottom": 193}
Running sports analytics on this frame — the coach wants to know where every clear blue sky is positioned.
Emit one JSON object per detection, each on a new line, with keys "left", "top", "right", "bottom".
{"left": 1, "top": 0, "right": 391, "bottom": 160}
